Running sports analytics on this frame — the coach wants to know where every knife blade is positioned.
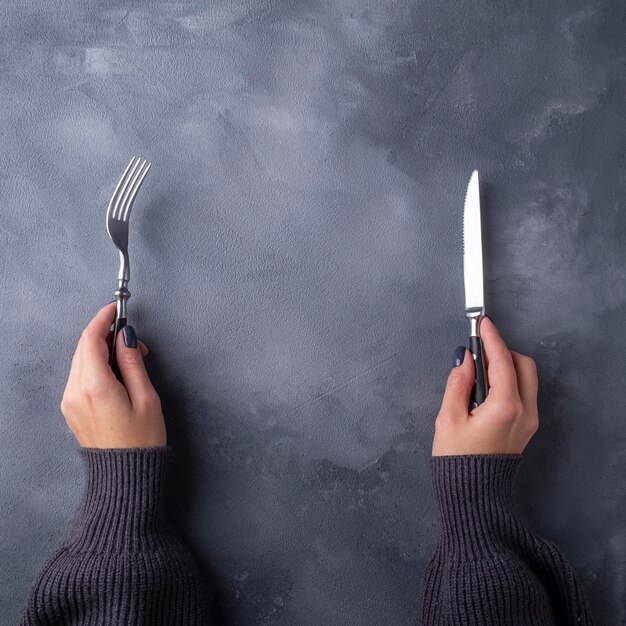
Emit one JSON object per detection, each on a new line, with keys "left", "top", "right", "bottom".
{"left": 463, "top": 170, "right": 488, "bottom": 409}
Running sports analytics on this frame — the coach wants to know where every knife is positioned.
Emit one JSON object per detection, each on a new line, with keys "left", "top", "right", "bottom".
{"left": 463, "top": 170, "right": 488, "bottom": 409}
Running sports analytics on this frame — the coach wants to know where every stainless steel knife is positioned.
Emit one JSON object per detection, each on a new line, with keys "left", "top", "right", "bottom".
{"left": 463, "top": 170, "right": 488, "bottom": 409}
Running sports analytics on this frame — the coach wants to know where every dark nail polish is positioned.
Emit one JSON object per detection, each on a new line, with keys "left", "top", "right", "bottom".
{"left": 123, "top": 325, "right": 137, "bottom": 349}
{"left": 453, "top": 345, "right": 466, "bottom": 367}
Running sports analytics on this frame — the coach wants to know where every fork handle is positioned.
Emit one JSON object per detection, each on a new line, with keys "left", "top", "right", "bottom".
{"left": 109, "top": 316, "right": 127, "bottom": 382}
{"left": 109, "top": 286, "right": 130, "bottom": 383}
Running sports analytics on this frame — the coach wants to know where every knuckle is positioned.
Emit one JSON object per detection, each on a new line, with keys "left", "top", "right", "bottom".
{"left": 60, "top": 389, "right": 86, "bottom": 418}
{"left": 496, "top": 411, "right": 517, "bottom": 427}
{"left": 527, "top": 413, "right": 539, "bottom": 434}
{"left": 510, "top": 398, "right": 524, "bottom": 419}
{"left": 496, "top": 397, "right": 523, "bottom": 422}
{"left": 119, "top": 351, "right": 144, "bottom": 367}
{"left": 446, "top": 369, "right": 465, "bottom": 389}
{"left": 60, "top": 393, "right": 73, "bottom": 413}
{"left": 79, "top": 327, "right": 93, "bottom": 343}
{"left": 435, "top": 408, "right": 459, "bottom": 429}
{"left": 151, "top": 391, "right": 162, "bottom": 410}
{"left": 83, "top": 377, "right": 108, "bottom": 400}
{"left": 135, "top": 389, "right": 161, "bottom": 413}
{"left": 521, "top": 354, "right": 537, "bottom": 373}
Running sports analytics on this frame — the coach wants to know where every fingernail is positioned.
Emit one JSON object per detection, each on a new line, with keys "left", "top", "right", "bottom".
{"left": 123, "top": 325, "right": 138, "bottom": 349}
{"left": 484, "top": 314, "right": 493, "bottom": 323}
{"left": 453, "top": 345, "right": 466, "bottom": 367}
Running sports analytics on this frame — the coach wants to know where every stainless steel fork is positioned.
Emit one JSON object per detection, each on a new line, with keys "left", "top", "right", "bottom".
{"left": 105, "top": 157, "right": 151, "bottom": 380}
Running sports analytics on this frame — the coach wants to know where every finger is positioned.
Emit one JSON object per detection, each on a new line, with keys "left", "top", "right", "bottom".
{"left": 77, "top": 302, "right": 118, "bottom": 377}
{"left": 83, "top": 301, "right": 118, "bottom": 340}
{"left": 478, "top": 316, "right": 518, "bottom": 396}
{"left": 107, "top": 328, "right": 143, "bottom": 354}
{"left": 106, "top": 322, "right": 148, "bottom": 357}
{"left": 82, "top": 302, "right": 117, "bottom": 360}
{"left": 439, "top": 349, "right": 475, "bottom": 419}
{"left": 510, "top": 351, "right": 538, "bottom": 411}
{"left": 115, "top": 327, "right": 155, "bottom": 407}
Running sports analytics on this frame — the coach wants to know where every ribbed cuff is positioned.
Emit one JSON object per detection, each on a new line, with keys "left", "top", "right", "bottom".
{"left": 66, "top": 446, "right": 173, "bottom": 553}
{"left": 430, "top": 454, "right": 523, "bottom": 561}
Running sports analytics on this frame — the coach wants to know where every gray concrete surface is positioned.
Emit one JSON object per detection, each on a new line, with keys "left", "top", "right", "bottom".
{"left": 1, "top": 1, "right": 624, "bottom": 624}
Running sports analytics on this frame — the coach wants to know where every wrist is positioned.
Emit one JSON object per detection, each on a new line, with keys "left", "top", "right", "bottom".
{"left": 430, "top": 454, "right": 523, "bottom": 560}
{"left": 66, "top": 446, "right": 173, "bottom": 553}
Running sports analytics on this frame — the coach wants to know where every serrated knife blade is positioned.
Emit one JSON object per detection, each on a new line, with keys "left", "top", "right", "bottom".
{"left": 462, "top": 170, "right": 488, "bottom": 409}
{"left": 463, "top": 170, "right": 484, "bottom": 313}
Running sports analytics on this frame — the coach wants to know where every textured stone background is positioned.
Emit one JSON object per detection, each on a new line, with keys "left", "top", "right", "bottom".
{"left": 1, "top": 1, "right": 624, "bottom": 624}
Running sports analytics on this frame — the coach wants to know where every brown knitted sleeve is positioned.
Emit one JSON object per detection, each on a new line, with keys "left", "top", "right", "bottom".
{"left": 20, "top": 446, "right": 211, "bottom": 626}
{"left": 420, "top": 455, "right": 593, "bottom": 625}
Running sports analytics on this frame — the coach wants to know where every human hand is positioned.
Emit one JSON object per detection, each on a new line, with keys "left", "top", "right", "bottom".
{"left": 432, "top": 316, "right": 538, "bottom": 456}
{"left": 60, "top": 301, "right": 166, "bottom": 448}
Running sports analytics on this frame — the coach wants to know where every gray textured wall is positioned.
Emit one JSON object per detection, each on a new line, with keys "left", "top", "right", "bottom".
{"left": 1, "top": 1, "right": 624, "bottom": 624}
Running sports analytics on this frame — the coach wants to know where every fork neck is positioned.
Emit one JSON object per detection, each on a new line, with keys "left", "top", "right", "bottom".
{"left": 115, "top": 252, "right": 130, "bottom": 320}
{"left": 117, "top": 250, "right": 130, "bottom": 283}
{"left": 115, "top": 280, "right": 130, "bottom": 319}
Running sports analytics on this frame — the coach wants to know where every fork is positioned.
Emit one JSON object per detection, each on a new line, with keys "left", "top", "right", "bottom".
{"left": 105, "top": 157, "right": 151, "bottom": 381}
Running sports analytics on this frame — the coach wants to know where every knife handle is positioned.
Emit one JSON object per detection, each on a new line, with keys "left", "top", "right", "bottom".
{"left": 109, "top": 315, "right": 127, "bottom": 384}
{"left": 469, "top": 334, "right": 488, "bottom": 410}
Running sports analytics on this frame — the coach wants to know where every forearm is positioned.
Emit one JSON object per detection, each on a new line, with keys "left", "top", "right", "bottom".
{"left": 420, "top": 455, "right": 593, "bottom": 626}
{"left": 20, "top": 447, "right": 210, "bottom": 626}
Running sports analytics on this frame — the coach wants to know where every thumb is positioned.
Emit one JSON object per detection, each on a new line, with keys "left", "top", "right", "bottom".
{"left": 116, "top": 326, "right": 154, "bottom": 405}
{"left": 439, "top": 347, "right": 474, "bottom": 417}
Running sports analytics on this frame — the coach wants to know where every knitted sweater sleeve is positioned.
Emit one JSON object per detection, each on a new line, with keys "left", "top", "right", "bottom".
{"left": 20, "top": 446, "right": 211, "bottom": 626}
{"left": 420, "top": 455, "right": 593, "bottom": 626}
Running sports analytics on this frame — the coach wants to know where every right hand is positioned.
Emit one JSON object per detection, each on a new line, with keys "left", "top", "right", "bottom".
{"left": 60, "top": 301, "right": 166, "bottom": 449}
{"left": 432, "top": 316, "right": 539, "bottom": 456}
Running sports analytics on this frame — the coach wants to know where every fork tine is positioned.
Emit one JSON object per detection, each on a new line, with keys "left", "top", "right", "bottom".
{"left": 107, "top": 157, "right": 138, "bottom": 220}
{"left": 113, "top": 157, "right": 143, "bottom": 220}
{"left": 118, "top": 159, "right": 145, "bottom": 221}
{"left": 120, "top": 160, "right": 151, "bottom": 222}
